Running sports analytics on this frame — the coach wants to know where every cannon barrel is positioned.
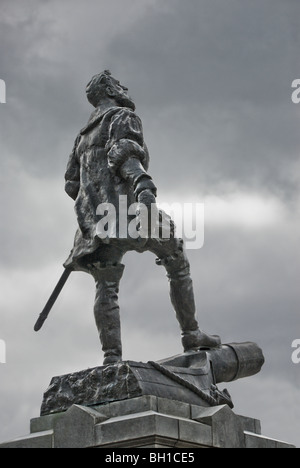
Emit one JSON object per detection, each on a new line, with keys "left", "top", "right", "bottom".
{"left": 158, "top": 341, "right": 265, "bottom": 384}
{"left": 208, "top": 342, "right": 265, "bottom": 383}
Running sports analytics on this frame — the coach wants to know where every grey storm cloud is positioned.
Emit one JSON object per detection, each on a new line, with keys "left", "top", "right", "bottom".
{"left": 0, "top": 0, "right": 299, "bottom": 446}
{"left": 105, "top": 0, "right": 300, "bottom": 197}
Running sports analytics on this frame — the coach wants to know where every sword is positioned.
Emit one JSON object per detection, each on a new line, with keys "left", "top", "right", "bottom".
{"left": 34, "top": 267, "right": 74, "bottom": 332}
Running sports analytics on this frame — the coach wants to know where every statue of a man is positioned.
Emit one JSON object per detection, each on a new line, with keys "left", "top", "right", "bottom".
{"left": 64, "top": 70, "right": 220, "bottom": 364}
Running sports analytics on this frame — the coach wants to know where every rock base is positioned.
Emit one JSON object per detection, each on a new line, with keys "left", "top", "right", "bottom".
{"left": 39, "top": 344, "right": 265, "bottom": 416}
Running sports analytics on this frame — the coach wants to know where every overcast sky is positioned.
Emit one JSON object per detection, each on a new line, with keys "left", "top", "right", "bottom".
{"left": 0, "top": 0, "right": 299, "bottom": 446}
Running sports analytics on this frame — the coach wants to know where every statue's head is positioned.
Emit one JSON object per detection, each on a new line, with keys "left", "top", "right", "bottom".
{"left": 86, "top": 70, "right": 135, "bottom": 110}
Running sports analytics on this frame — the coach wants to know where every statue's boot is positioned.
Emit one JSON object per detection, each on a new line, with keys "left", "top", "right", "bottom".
{"left": 160, "top": 249, "right": 221, "bottom": 352}
{"left": 91, "top": 264, "right": 125, "bottom": 365}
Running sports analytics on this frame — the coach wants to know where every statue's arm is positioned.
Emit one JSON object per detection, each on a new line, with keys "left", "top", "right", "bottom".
{"left": 64, "top": 136, "right": 80, "bottom": 201}
{"left": 106, "top": 109, "right": 156, "bottom": 205}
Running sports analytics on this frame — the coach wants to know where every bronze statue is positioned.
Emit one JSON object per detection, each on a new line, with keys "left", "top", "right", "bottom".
{"left": 37, "top": 71, "right": 221, "bottom": 365}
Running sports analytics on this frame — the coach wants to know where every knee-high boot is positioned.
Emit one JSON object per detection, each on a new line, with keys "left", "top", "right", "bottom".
{"left": 157, "top": 249, "right": 221, "bottom": 352}
{"left": 91, "top": 264, "right": 125, "bottom": 365}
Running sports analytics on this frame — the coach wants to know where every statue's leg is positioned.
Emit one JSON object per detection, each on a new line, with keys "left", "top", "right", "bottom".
{"left": 80, "top": 244, "right": 126, "bottom": 365}
{"left": 90, "top": 263, "right": 125, "bottom": 365}
{"left": 149, "top": 237, "right": 221, "bottom": 352}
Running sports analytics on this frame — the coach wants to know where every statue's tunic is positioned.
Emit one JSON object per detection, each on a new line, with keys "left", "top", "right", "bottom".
{"left": 64, "top": 106, "right": 156, "bottom": 270}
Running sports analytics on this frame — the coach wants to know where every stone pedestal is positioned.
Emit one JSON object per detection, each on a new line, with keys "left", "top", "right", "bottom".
{"left": 0, "top": 347, "right": 295, "bottom": 449}
{"left": 0, "top": 396, "right": 295, "bottom": 448}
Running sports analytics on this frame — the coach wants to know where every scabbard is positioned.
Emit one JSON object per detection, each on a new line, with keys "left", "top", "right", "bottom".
{"left": 34, "top": 268, "right": 73, "bottom": 332}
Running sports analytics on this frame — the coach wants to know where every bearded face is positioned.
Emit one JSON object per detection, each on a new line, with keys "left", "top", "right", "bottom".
{"left": 109, "top": 77, "right": 136, "bottom": 111}
{"left": 86, "top": 72, "right": 136, "bottom": 111}
{"left": 113, "top": 91, "right": 136, "bottom": 111}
